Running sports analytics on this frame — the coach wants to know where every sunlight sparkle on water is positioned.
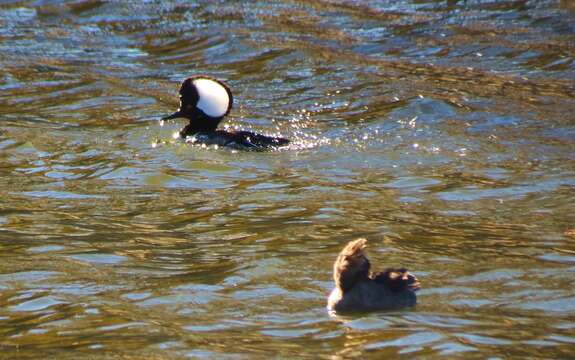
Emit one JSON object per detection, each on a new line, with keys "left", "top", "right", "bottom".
{"left": 2, "top": 1, "right": 574, "bottom": 357}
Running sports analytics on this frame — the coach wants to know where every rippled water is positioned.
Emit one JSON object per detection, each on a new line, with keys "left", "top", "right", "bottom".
{"left": 1, "top": 0, "right": 575, "bottom": 358}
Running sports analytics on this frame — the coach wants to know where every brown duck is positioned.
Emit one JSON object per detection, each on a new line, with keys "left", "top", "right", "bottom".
{"left": 327, "top": 238, "right": 420, "bottom": 312}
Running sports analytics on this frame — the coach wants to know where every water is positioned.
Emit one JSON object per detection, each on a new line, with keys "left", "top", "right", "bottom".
{"left": 1, "top": 0, "right": 574, "bottom": 358}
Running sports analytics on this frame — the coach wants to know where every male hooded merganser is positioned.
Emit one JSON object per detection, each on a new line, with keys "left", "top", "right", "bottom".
{"left": 327, "top": 238, "right": 420, "bottom": 313}
{"left": 162, "top": 76, "right": 290, "bottom": 149}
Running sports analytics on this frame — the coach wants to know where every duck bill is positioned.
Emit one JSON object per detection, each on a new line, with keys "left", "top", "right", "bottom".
{"left": 161, "top": 110, "right": 185, "bottom": 121}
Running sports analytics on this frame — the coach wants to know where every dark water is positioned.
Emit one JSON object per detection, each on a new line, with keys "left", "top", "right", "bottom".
{"left": 1, "top": 0, "right": 575, "bottom": 358}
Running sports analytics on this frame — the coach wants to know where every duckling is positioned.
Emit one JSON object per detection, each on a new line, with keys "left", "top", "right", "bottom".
{"left": 327, "top": 238, "right": 420, "bottom": 313}
{"left": 162, "top": 75, "right": 289, "bottom": 149}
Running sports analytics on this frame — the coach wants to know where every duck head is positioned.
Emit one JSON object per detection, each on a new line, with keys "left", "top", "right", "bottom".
{"left": 162, "top": 76, "right": 233, "bottom": 136}
{"left": 333, "top": 238, "right": 371, "bottom": 292}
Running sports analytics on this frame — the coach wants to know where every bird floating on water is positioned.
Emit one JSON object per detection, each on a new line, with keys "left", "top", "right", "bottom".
{"left": 162, "top": 75, "right": 290, "bottom": 150}
{"left": 327, "top": 238, "right": 420, "bottom": 313}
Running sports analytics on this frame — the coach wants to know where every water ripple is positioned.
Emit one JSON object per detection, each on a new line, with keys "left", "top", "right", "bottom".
{"left": 0, "top": 0, "right": 574, "bottom": 358}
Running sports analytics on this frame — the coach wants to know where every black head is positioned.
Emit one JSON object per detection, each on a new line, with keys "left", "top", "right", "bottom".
{"left": 162, "top": 76, "right": 233, "bottom": 135}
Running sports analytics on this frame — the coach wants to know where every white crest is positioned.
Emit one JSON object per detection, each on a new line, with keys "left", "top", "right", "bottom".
{"left": 194, "top": 78, "right": 230, "bottom": 118}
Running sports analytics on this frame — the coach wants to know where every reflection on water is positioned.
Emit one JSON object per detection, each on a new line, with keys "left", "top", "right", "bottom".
{"left": 1, "top": 0, "right": 574, "bottom": 358}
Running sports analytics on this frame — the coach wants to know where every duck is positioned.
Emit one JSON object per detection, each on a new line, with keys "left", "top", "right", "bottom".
{"left": 161, "top": 75, "right": 290, "bottom": 149}
{"left": 327, "top": 238, "right": 420, "bottom": 313}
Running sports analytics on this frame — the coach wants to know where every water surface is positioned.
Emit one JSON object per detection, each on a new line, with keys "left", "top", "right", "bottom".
{"left": 1, "top": 0, "right": 574, "bottom": 358}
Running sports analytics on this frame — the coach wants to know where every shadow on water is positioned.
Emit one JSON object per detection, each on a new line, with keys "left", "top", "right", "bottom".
{"left": 1, "top": 0, "right": 575, "bottom": 358}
